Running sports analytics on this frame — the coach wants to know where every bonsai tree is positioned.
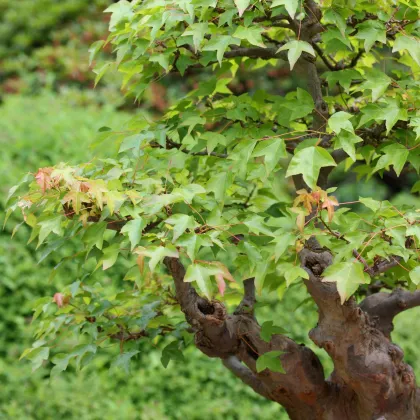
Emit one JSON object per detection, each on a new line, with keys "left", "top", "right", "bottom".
{"left": 7, "top": 0, "right": 420, "bottom": 418}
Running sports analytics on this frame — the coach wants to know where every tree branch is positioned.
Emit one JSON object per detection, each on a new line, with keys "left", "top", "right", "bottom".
{"left": 222, "top": 356, "right": 273, "bottom": 400}
{"left": 311, "top": 42, "right": 335, "bottom": 71}
{"left": 360, "top": 289, "right": 420, "bottom": 337}
{"left": 234, "top": 278, "right": 256, "bottom": 316}
{"left": 225, "top": 45, "right": 287, "bottom": 61}
{"left": 163, "top": 139, "right": 228, "bottom": 158}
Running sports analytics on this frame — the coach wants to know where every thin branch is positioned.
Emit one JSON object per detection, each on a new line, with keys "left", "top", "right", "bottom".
{"left": 163, "top": 257, "right": 210, "bottom": 325}
{"left": 311, "top": 42, "right": 335, "bottom": 71}
{"left": 224, "top": 46, "right": 287, "bottom": 61}
{"left": 344, "top": 49, "right": 364, "bottom": 69}
{"left": 369, "top": 256, "right": 402, "bottom": 277}
{"left": 234, "top": 278, "right": 256, "bottom": 316}
{"left": 222, "top": 356, "right": 273, "bottom": 400}
{"left": 163, "top": 139, "right": 228, "bottom": 158}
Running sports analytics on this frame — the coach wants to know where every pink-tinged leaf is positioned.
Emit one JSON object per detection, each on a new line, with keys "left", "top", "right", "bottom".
{"left": 53, "top": 293, "right": 65, "bottom": 308}
{"left": 79, "top": 182, "right": 90, "bottom": 192}
{"left": 216, "top": 273, "right": 226, "bottom": 296}
{"left": 35, "top": 167, "right": 53, "bottom": 193}
{"left": 220, "top": 264, "right": 236, "bottom": 283}
{"left": 322, "top": 196, "right": 339, "bottom": 222}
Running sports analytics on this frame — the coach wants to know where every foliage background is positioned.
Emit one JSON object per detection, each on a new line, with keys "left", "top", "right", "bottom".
{"left": 0, "top": 1, "right": 419, "bottom": 419}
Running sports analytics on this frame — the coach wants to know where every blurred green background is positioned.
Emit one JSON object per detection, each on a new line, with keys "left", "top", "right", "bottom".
{"left": 1, "top": 1, "right": 419, "bottom": 419}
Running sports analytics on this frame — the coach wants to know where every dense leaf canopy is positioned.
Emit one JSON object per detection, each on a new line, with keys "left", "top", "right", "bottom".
{"left": 7, "top": 0, "right": 420, "bottom": 379}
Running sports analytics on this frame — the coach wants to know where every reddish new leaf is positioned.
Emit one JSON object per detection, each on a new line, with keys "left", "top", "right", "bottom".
{"left": 35, "top": 167, "right": 54, "bottom": 193}
{"left": 215, "top": 272, "right": 226, "bottom": 296}
{"left": 322, "top": 196, "right": 339, "bottom": 222}
{"left": 53, "top": 293, "right": 65, "bottom": 308}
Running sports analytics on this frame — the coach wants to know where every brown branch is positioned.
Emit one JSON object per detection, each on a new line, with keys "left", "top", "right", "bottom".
{"left": 342, "top": 49, "right": 364, "bottom": 69}
{"left": 360, "top": 289, "right": 420, "bottom": 337}
{"left": 222, "top": 356, "right": 273, "bottom": 400}
{"left": 311, "top": 42, "right": 335, "bottom": 71}
{"left": 234, "top": 278, "right": 256, "bottom": 316}
{"left": 163, "top": 257, "right": 211, "bottom": 327}
{"left": 224, "top": 45, "right": 287, "bottom": 61}
{"left": 369, "top": 256, "right": 402, "bottom": 277}
{"left": 173, "top": 45, "right": 289, "bottom": 75}
{"left": 163, "top": 139, "right": 228, "bottom": 158}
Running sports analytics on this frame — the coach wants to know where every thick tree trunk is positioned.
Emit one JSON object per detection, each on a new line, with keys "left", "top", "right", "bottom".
{"left": 164, "top": 248, "right": 420, "bottom": 420}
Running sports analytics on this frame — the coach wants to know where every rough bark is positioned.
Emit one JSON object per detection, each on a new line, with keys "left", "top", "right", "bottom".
{"left": 164, "top": 243, "right": 420, "bottom": 419}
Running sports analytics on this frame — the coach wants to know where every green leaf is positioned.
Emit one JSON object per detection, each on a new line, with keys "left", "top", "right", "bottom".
{"left": 278, "top": 40, "right": 315, "bottom": 70}
{"left": 409, "top": 117, "right": 420, "bottom": 140}
{"left": 334, "top": 130, "right": 363, "bottom": 161}
{"left": 161, "top": 341, "right": 185, "bottom": 368}
{"left": 272, "top": 233, "right": 294, "bottom": 262}
{"left": 206, "top": 171, "right": 232, "bottom": 205}
{"left": 182, "top": 23, "right": 208, "bottom": 52}
{"left": 286, "top": 146, "right": 337, "bottom": 190}
{"left": 254, "top": 259, "right": 269, "bottom": 295}
{"left": 355, "top": 21, "right": 386, "bottom": 53}
{"left": 271, "top": 0, "right": 299, "bottom": 19}
{"left": 37, "top": 216, "right": 63, "bottom": 247}
{"left": 121, "top": 218, "right": 146, "bottom": 251}
{"left": 252, "top": 138, "right": 286, "bottom": 175}
{"left": 150, "top": 53, "right": 171, "bottom": 72}
{"left": 233, "top": 26, "right": 266, "bottom": 48}
{"left": 119, "top": 133, "right": 148, "bottom": 153}
{"left": 83, "top": 222, "right": 107, "bottom": 250}
{"left": 165, "top": 214, "right": 195, "bottom": 242}
{"left": 104, "top": 0, "right": 134, "bottom": 30}
{"left": 184, "top": 263, "right": 213, "bottom": 299}
{"left": 139, "top": 246, "right": 179, "bottom": 272}
{"left": 393, "top": 35, "right": 420, "bottom": 66}
{"left": 88, "top": 40, "right": 105, "bottom": 66}
{"left": 409, "top": 266, "right": 420, "bottom": 285}
{"left": 359, "top": 69, "right": 391, "bottom": 102}
{"left": 244, "top": 215, "right": 274, "bottom": 237}
{"left": 324, "top": 69, "right": 361, "bottom": 93}
{"left": 94, "top": 62, "right": 112, "bottom": 87}
{"left": 381, "top": 99, "right": 408, "bottom": 134}
{"left": 177, "top": 234, "right": 201, "bottom": 261}
{"left": 26, "top": 347, "right": 49, "bottom": 372}
{"left": 234, "top": 0, "right": 250, "bottom": 16}
{"left": 50, "top": 353, "right": 71, "bottom": 377}
{"left": 200, "top": 132, "right": 227, "bottom": 155}
{"left": 102, "top": 243, "right": 120, "bottom": 270}
{"left": 228, "top": 139, "right": 257, "bottom": 179}
{"left": 374, "top": 143, "right": 409, "bottom": 177}
{"left": 411, "top": 180, "right": 420, "bottom": 194}
{"left": 260, "top": 321, "right": 288, "bottom": 342}
{"left": 112, "top": 350, "right": 140, "bottom": 374}
{"left": 328, "top": 112, "right": 354, "bottom": 134}
{"left": 284, "top": 265, "right": 309, "bottom": 287}
{"left": 322, "top": 261, "right": 368, "bottom": 304}
{"left": 323, "top": 8, "right": 347, "bottom": 36}
{"left": 289, "top": 88, "right": 314, "bottom": 120}
{"left": 203, "top": 36, "right": 241, "bottom": 66}
{"left": 359, "top": 197, "right": 381, "bottom": 212}
{"left": 256, "top": 351, "right": 285, "bottom": 373}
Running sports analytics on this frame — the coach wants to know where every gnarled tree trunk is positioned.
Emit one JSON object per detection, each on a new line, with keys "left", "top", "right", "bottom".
{"left": 164, "top": 245, "right": 420, "bottom": 420}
